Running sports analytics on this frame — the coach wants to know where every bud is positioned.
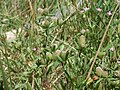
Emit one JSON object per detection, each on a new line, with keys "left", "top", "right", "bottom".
{"left": 114, "top": 70, "right": 120, "bottom": 77}
{"left": 55, "top": 50, "right": 61, "bottom": 56}
{"left": 38, "top": 8, "right": 44, "bottom": 15}
{"left": 46, "top": 52, "right": 53, "bottom": 60}
{"left": 41, "top": 19, "right": 50, "bottom": 28}
{"left": 80, "top": 29, "right": 86, "bottom": 34}
{"left": 118, "top": 23, "right": 120, "bottom": 33}
{"left": 79, "top": 35, "right": 86, "bottom": 47}
{"left": 27, "top": 47, "right": 31, "bottom": 52}
{"left": 52, "top": 50, "right": 61, "bottom": 60}
{"left": 38, "top": 8, "right": 49, "bottom": 15}
{"left": 96, "top": 67, "right": 108, "bottom": 77}
{"left": 92, "top": 75, "right": 99, "bottom": 81}
{"left": 60, "top": 51, "right": 67, "bottom": 60}
{"left": 98, "top": 51, "right": 106, "bottom": 58}
{"left": 16, "top": 41, "right": 22, "bottom": 48}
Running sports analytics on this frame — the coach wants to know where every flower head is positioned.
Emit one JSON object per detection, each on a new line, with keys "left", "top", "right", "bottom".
{"left": 32, "top": 48, "right": 37, "bottom": 51}
{"left": 83, "top": 7, "right": 90, "bottom": 11}
{"left": 6, "top": 30, "right": 16, "bottom": 42}
{"left": 107, "top": 11, "right": 112, "bottom": 16}
{"left": 117, "top": 60, "right": 120, "bottom": 64}
{"left": 80, "top": 10, "right": 84, "bottom": 13}
{"left": 110, "top": 47, "right": 115, "bottom": 51}
{"left": 96, "top": 8, "right": 102, "bottom": 12}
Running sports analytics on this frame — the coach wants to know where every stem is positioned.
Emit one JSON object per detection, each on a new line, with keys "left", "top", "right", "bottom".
{"left": 85, "top": 4, "right": 119, "bottom": 80}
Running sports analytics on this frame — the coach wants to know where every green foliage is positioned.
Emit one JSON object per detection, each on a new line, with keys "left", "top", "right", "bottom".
{"left": 0, "top": 0, "right": 120, "bottom": 89}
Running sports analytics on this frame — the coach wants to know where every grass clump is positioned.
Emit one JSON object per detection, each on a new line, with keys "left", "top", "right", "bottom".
{"left": 0, "top": 0, "right": 120, "bottom": 90}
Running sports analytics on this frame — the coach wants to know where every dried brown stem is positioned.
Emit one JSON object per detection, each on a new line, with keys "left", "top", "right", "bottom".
{"left": 28, "top": 0, "right": 36, "bottom": 34}
{"left": 85, "top": 4, "right": 119, "bottom": 80}
{"left": 32, "top": 72, "right": 35, "bottom": 89}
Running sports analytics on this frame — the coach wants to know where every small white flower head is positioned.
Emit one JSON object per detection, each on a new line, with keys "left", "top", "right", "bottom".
{"left": 86, "top": 29, "right": 90, "bottom": 33}
{"left": 5, "top": 29, "right": 22, "bottom": 42}
{"left": 116, "top": 0, "right": 120, "bottom": 3}
{"left": 80, "top": 10, "right": 84, "bottom": 13}
{"left": 83, "top": 7, "right": 90, "bottom": 11}
{"left": 32, "top": 48, "right": 37, "bottom": 51}
{"left": 27, "top": 61, "right": 33, "bottom": 67}
{"left": 55, "top": 10, "right": 62, "bottom": 19}
{"left": 2, "top": 19, "right": 8, "bottom": 22}
{"left": 70, "top": 6, "right": 76, "bottom": 14}
{"left": 107, "top": 11, "right": 112, "bottom": 16}
{"left": 25, "top": 15, "right": 28, "bottom": 18}
{"left": 80, "top": 29, "right": 86, "bottom": 34}
{"left": 6, "top": 31, "right": 16, "bottom": 42}
{"left": 96, "top": 8, "right": 102, "bottom": 12}
{"left": 110, "top": 47, "right": 115, "bottom": 51}
{"left": 37, "top": 7, "right": 44, "bottom": 14}
{"left": 117, "top": 60, "right": 120, "bottom": 64}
